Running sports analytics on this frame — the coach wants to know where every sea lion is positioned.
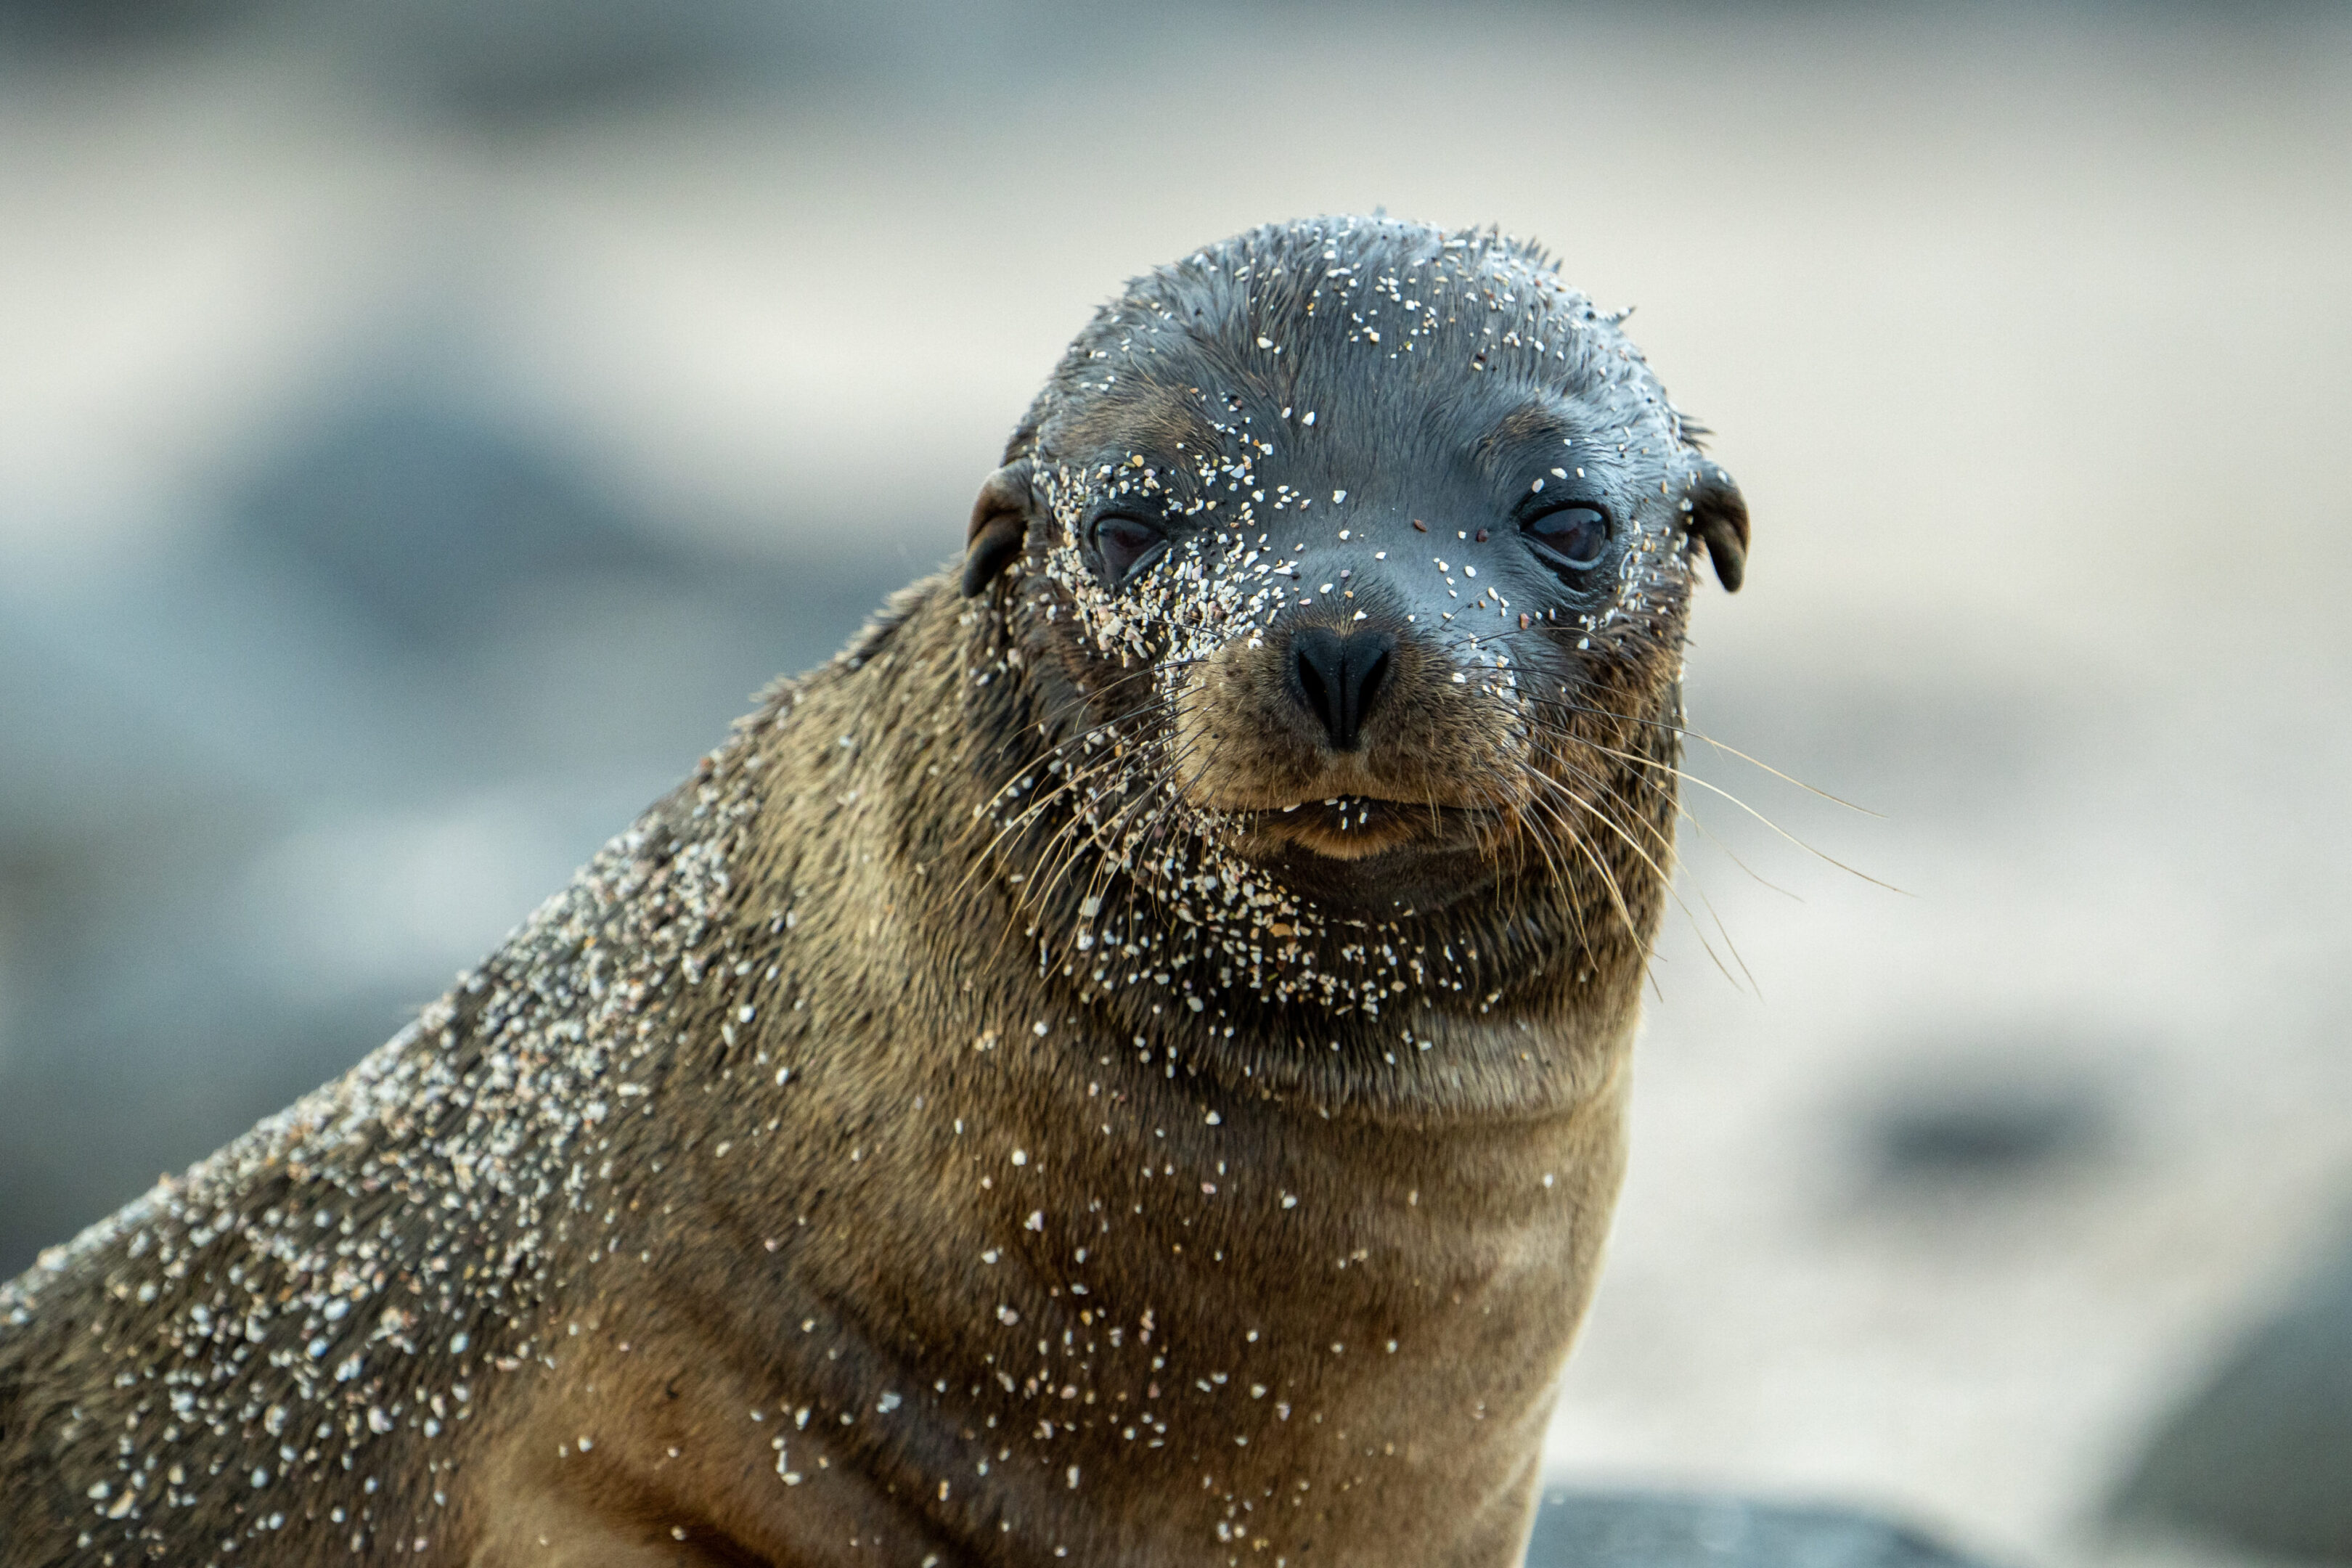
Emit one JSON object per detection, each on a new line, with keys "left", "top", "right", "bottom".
{"left": 0, "top": 215, "right": 1749, "bottom": 1567}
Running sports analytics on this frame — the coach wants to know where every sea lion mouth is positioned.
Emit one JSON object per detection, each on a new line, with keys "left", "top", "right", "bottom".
{"left": 1233, "top": 795, "right": 1504, "bottom": 862}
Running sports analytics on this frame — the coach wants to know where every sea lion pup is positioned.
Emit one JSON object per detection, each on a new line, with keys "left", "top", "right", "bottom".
{"left": 0, "top": 216, "right": 1749, "bottom": 1567}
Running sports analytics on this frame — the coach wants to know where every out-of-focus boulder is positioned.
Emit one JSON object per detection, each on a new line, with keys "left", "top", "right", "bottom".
{"left": 2110, "top": 1244, "right": 2352, "bottom": 1561}
{"left": 1524, "top": 1491, "right": 1998, "bottom": 1568}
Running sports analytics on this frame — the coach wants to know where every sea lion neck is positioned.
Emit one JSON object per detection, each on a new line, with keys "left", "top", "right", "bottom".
{"left": 673, "top": 600, "right": 1637, "bottom": 1559}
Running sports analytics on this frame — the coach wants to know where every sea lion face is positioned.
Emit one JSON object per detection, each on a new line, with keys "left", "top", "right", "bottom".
{"left": 963, "top": 220, "right": 1746, "bottom": 1008}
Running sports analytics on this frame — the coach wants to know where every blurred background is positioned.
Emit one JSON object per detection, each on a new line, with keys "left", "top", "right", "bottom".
{"left": 4, "top": 1, "right": 2351, "bottom": 1563}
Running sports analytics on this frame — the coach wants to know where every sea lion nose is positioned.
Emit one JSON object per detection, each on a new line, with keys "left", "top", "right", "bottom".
{"left": 1287, "top": 626, "right": 1397, "bottom": 752}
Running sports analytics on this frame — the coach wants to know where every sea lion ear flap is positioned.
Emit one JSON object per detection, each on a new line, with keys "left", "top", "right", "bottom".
{"left": 963, "top": 462, "right": 1037, "bottom": 597}
{"left": 1681, "top": 460, "right": 1750, "bottom": 592}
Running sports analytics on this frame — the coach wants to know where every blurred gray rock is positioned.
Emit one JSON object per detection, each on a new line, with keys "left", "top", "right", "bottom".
{"left": 229, "top": 394, "right": 687, "bottom": 652}
{"left": 293, "top": 0, "right": 1259, "bottom": 126}
{"left": 0, "top": 367, "right": 905, "bottom": 1277}
{"left": 1867, "top": 1074, "right": 2110, "bottom": 1191}
{"left": 1525, "top": 1493, "right": 1997, "bottom": 1568}
{"left": 0, "top": 0, "right": 253, "bottom": 54}
{"left": 0, "top": 0, "right": 1262, "bottom": 130}
{"left": 215, "top": 382, "right": 887, "bottom": 775}
{"left": 2110, "top": 1241, "right": 2352, "bottom": 1561}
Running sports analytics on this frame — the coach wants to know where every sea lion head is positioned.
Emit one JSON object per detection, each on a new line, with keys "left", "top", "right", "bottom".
{"left": 959, "top": 216, "right": 1747, "bottom": 1024}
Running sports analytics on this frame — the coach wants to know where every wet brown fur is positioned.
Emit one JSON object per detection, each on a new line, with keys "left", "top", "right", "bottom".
{"left": 1, "top": 218, "right": 1741, "bottom": 1567}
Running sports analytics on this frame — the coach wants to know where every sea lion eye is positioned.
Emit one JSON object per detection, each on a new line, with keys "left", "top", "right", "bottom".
{"left": 1522, "top": 505, "right": 1612, "bottom": 573}
{"left": 1092, "top": 515, "right": 1167, "bottom": 587}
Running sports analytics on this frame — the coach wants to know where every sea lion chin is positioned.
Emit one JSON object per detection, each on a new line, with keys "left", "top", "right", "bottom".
{"left": 4, "top": 216, "right": 1750, "bottom": 1568}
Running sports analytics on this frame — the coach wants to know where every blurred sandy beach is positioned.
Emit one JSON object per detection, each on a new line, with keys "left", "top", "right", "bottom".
{"left": 4, "top": 4, "right": 2350, "bottom": 1561}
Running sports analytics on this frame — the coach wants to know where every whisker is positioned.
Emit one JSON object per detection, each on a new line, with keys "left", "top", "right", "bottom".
{"left": 948, "top": 746, "right": 1146, "bottom": 905}
{"left": 1523, "top": 769, "right": 1743, "bottom": 992}
{"left": 1515, "top": 685, "right": 1882, "bottom": 817}
{"left": 1524, "top": 712, "right": 1902, "bottom": 895}
{"left": 1543, "top": 729, "right": 1803, "bottom": 902}
{"left": 1010, "top": 734, "right": 1212, "bottom": 930}
{"left": 1527, "top": 790, "right": 1639, "bottom": 946}
{"left": 957, "top": 687, "right": 1189, "bottom": 840}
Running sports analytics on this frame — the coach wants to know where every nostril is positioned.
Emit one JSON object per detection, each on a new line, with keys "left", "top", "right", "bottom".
{"left": 1297, "top": 658, "right": 1335, "bottom": 730}
{"left": 1290, "top": 628, "right": 1347, "bottom": 747}
{"left": 1349, "top": 637, "right": 1395, "bottom": 732}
